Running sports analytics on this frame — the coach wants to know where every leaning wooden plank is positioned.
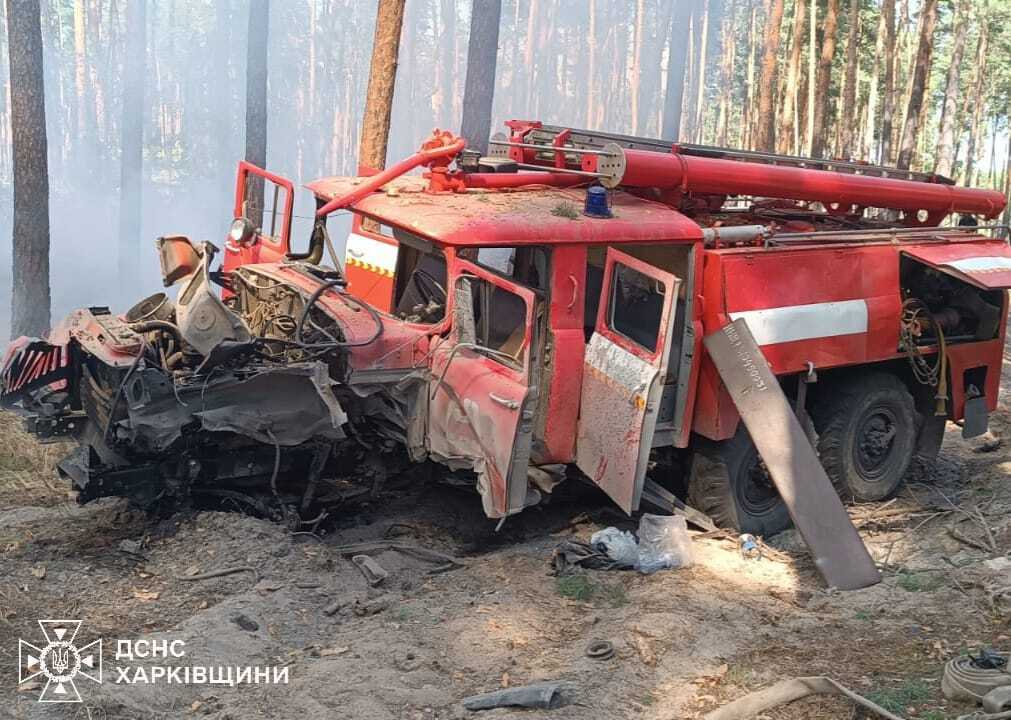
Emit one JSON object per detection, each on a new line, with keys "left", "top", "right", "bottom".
{"left": 703, "top": 319, "right": 880, "bottom": 590}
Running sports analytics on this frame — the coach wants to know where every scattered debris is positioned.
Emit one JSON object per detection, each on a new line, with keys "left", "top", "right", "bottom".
{"left": 585, "top": 639, "right": 615, "bottom": 661}
{"left": 552, "top": 539, "right": 624, "bottom": 573}
{"left": 462, "top": 681, "right": 571, "bottom": 711}
{"left": 589, "top": 527, "right": 639, "bottom": 568}
{"left": 636, "top": 514, "right": 693, "bottom": 573}
{"left": 230, "top": 613, "right": 259, "bottom": 632}
{"left": 173, "top": 566, "right": 260, "bottom": 583}
{"left": 704, "top": 676, "right": 907, "bottom": 720}
{"left": 351, "top": 554, "right": 388, "bottom": 587}
{"left": 331, "top": 540, "right": 463, "bottom": 572}
{"left": 738, "top": 534, "right": 761, "bottom": 560}
{"left": 352, "top": 594, "right": 392, "bottom": 617}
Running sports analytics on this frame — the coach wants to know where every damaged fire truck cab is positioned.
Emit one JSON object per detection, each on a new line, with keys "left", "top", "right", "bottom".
{"left": 303, "top": 176, "right": 706, "bottom": 519}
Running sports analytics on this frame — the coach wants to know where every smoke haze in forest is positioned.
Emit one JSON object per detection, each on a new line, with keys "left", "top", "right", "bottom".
{"left": 0, "top": 0, "right": 1008, "bottom": 338}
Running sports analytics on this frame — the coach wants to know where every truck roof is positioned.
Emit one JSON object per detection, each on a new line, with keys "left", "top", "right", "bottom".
{"left": 306, "top": 176, "right": 704, "bottom": 247}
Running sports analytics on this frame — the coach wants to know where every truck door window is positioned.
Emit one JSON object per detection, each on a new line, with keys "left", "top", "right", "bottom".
{"left": 393, "top": 240, "right": 447, "bottom": 324}
{"left": 467, "top": 247, "right": 549, "bottom": 291}
{"left": 608, "top": 262, "right": 665, "bottom": 352}
{"left": 456, "top": 275, "right": 529, "bottom": 368}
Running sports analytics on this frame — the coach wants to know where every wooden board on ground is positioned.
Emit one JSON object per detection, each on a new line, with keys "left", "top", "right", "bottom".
{"left": 703, "top": 319, "right": 880, "bottom": 590}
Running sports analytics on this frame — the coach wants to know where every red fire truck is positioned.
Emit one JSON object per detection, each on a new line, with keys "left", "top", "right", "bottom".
{"left": 3, "top": 121, "right": 1008, "bottom": 537}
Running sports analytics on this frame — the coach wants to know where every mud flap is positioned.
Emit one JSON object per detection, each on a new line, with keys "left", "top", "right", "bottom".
{"left": 704, "top": 319, "right": 880, "bottom": 590}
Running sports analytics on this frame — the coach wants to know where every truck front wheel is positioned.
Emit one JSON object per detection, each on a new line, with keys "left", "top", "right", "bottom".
{"left": 687, "top": 427, "right": 792, "bottom": 537}
{"left": 812, "top": 373, "right": 917, "bottom": 502}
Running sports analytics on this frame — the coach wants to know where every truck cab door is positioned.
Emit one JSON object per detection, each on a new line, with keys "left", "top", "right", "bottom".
{"left": 428, "top": 259, "right": 538, "bottom": 518}
{"left": 576, "top": 248, "right": 680, "bottom": 513}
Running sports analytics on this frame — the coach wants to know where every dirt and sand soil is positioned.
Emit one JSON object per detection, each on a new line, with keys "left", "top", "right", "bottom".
{"left": 3, "top": 364, "right": 1011, "bottom": 719}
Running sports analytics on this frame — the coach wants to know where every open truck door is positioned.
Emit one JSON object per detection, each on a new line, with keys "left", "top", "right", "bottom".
{"left": 427, "top": 260, "right": 539, "bottom": 518}
{"left": 576, "top": 248, "right": 680, "bottom": 513}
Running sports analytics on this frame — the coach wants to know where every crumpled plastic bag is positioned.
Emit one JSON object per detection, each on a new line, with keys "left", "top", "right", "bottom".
{"left": 590, "top": 527, "right": 638, "bottom": 569}
{"left": 636, "top": 514, "right": 693, "bottom": 574}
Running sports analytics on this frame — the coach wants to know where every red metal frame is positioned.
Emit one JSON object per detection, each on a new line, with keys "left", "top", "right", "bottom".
{"left": 224, "top": 162, "right": 295, "bottom": 278}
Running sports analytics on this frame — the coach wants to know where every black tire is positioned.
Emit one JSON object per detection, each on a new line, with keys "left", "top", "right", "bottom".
{"left": 812, "top": 372, "right": 917, "bottom": 502}
{"left": 687, "top": 426, "right": 792, "bottom": 536}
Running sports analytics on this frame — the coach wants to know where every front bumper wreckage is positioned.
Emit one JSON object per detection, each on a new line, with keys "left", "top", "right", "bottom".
{"left": 1, "top": 238, "right": 382, "bottom": 513}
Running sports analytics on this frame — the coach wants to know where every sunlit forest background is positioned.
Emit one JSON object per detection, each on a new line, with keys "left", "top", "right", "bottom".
{"left": 0, "top": 0, "right": 1007, "bottom": 336}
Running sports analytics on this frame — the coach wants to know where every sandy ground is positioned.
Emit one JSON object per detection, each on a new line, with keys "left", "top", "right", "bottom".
{"left": 2, "top": 378, "right": 1011, "bottom": 719}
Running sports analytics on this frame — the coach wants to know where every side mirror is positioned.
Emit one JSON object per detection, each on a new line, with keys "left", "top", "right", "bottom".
{"left": 453, "top": 277, "right": 477, "bottom": 345}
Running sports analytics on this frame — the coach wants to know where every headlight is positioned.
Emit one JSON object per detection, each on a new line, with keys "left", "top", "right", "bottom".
{"left": 229, "top": 217, "right": 255, "bottom": 245}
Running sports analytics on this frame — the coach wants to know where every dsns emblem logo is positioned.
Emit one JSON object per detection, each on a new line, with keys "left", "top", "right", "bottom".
{"left": 19, "top": 620, "right": 102, "bottom": 702}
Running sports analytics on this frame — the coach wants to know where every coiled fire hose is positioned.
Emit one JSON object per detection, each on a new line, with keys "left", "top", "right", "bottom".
{"left": 942, "top": 650, "right": 1011, "bottom": 713}
{"left": 900, "top": 298, "right": 949, "bottom": 416}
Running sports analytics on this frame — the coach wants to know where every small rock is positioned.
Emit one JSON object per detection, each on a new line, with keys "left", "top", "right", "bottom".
{"left": 231, "top": 613, "right": 259, "bottom": 632}
{"left": 973, "top": 431, "right": 1002, "bottom": 453}
{"left": 353, "top": 594, "right": 392, "bottom": 616}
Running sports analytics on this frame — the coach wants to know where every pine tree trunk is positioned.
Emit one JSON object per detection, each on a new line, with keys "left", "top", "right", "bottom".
{"left": 863, "top": 7, "right": 885, "bottom": 161}
{"left": 964, "top": 16, "right": 990, "bottom": 186}
{"left": 6, "top": 0, "right": 50, "bottom": 337}
{"left": 837, "top": 0, "right": 859, "bottom": 158}
{"left": 810, "top": 0, "right": 838, "bottom": 158}
{"left": 460, "top": 0, "right": 501, "bottom": 154}
{"left": 743, "top": 3, "right": 757, "bottom": 148}
{"left": 779, "top": 0, "right": 805, "bottom": 154}
{"left": 360, "top": 0, "right": 406, "bottom": 172}
{"left": 117, "top": 0, "right": 145, "bottom": 301}
{"left": 879, "top": 0, "right": 897, "bottom": 164}
{"left": 895, "top": 0, "right": 937, "bottom": 170}
{"left": 244, "top": 0, "right": 269, "bottom": 228}
{"left": 73, "top": 0, "right": 87, "bottom": 141}
{"left": 662, "top": 0, "right": 691, "bottom": 140}
{"left": 629, "top": 0, "right": 644, "bottom": 134}
{"left": 805, "top": 0, "right": 815, "bottom": 153}
{"left": 753, "top": 0, "right": 784, "bottom": 152}
{"left": 586, "top": 0, "right": 596, "bottom": 128}
{"left": 692, "top": 0, "right": 710, "bottom": 143}
{"left": 933, "top": 2, "right": 966, "bottom": 178}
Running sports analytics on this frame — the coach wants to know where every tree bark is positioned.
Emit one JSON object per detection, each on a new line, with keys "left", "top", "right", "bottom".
{"left": 805, "top": 0, "right": 815, "bottom": 153}
{"left": 837, "top": 0, "right": 859, "bottom": 158}
{"left": 244, "top": 0, "right": 269, "bottom": 228}
{"left": 878, "top": 0, "right": 897, "bottom": 164}
{"left": 895, "top": 0, "right": 937, "bottom": 170}
{"left": 630, "top": 0, "right": 644, "bottom": 134}
{"left": 810, "top": 0, "right": 839, "bottom": 158}
{"left": 863, "top": 5, "right": 886, "bottom": 161}
{"left": 780, "top": 0, "right": 806, "bottom": 154}
{"left": 585, "top": 0, "right": 596, "bottom": 128}
{"left": 6, "top": 0, "right": 50, "bottom": 337}
{"left": 933, "top": 1, "right": 967, "bottom": 178}
{"left": 661, "top": 0, "right": 691, "bottom": 140}
{"left": 692, "top": 0, "right": 711, "bottom": 143}
{"left": 117, "top": 0, "right": 146, "bottom": 301}
{"left": 73, "top": 0, "right": 87, "bottom": 141}
{"left": 756, "top": 0, "right": 784, "bottom": 151}
{"left": 360, "top": 0, "right": 406, "bottom": 172}
{"left": 964, "top": 16, "right": 990, "bottom": 186}
{"left": 460, "top": 0, "right": 501, "bottom": 154}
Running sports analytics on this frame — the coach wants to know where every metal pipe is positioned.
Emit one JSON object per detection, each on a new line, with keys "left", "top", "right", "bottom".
{"left": 701, "top": 225, "right": 768, "bottom": 245}
{"left": 771, "top": 223, "right": 1007, "bottom": 240}
{"left": 616, "top": 149, "right": 1007, "bottom": 219}
{"left": 512, "top": 162, "right": 606, "bottom": 178}
{"left": 488, "top": 139, "right": 617, "bottom": 156}
{"left": 315, "top": 134, "right": 467, "bottom": 217}
{"left": 461, "top": 172, "right": 584, "bottom": 190}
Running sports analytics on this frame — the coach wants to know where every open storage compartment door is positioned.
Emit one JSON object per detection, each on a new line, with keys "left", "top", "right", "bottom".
{"left": 902, "top": 242, "right": 1011, "bottom": 290}
{"left": 576, "top": 247, "right": 680, "bottom": 513}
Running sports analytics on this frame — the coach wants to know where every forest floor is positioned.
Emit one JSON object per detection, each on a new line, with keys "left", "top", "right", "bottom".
{"left": 3, "top": 370, "right": 1011, "bottom": 719}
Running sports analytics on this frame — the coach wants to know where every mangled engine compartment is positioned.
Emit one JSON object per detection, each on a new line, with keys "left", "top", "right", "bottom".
{"left": 2, "top": 238, "right": 411, "bottom": 521}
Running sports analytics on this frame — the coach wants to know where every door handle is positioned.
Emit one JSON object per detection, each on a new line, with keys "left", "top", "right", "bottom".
{"left": 488, "top": 393, "right": 520, "bottom": 410}
{"left": 347, "top": 247, "right": 364, "bottom": 258}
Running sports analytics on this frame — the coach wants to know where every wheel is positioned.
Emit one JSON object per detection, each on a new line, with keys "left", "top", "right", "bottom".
{"left": 812, "top": 372, "right": 917, "bottom": 502}
{"left": 687, "top": 426, "right": 792, "bottom": 536}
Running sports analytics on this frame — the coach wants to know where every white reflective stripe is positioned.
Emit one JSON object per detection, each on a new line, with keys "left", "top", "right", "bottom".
{"left": 947, "top": 256, "right": 1011, "bottom": 273}
{"left": 345, "top": 232, "right": 398, "bottom": 272}
{"left": 729, "top": 299, "right": 868, "bottom": 346}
